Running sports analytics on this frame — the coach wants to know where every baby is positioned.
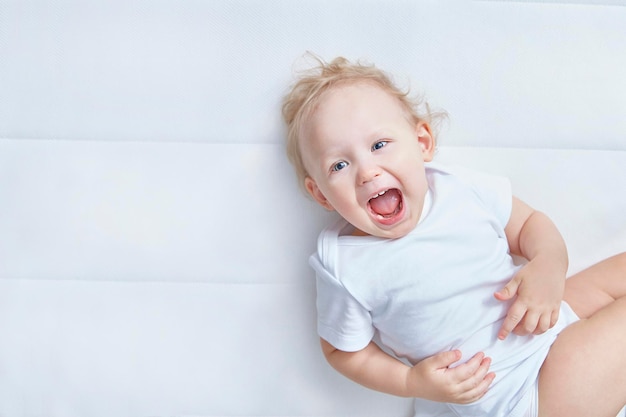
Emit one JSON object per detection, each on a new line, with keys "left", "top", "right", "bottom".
{"left": 282, "top": 56, "right": 626, "bottom": 417}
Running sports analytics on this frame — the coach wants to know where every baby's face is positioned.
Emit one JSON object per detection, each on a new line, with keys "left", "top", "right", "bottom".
{"left": 300, "top": 82, "right": 434, "bottom": 239}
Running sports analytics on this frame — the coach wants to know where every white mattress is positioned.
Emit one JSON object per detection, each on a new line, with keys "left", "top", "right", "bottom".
{"left": 1, "top": 0, "right": 625, "bottom": 416}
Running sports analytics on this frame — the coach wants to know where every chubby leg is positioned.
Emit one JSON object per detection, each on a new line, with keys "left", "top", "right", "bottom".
{"left": 538, "top": 252, "right": 626, "bottom": 417}
{"left": 564, "top": 253, "right": 626, "bottom": 319}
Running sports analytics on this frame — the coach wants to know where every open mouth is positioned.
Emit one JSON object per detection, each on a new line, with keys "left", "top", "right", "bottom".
{"left": 368, "top": 188, "right": 403, "bottom": 222}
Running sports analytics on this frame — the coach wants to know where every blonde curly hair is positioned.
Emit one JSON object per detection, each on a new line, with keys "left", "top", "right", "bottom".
{"left": 282, "top": 55, "right": 445, "bottom": 188}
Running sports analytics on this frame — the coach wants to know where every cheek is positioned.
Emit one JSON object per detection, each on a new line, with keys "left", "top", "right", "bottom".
{"left": 324, "top": 182, "right": 356, "bottom": 209}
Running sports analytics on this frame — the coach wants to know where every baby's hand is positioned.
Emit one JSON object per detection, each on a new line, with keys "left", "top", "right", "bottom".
{"left": 406, "top": 350, "right": 495, "bottom": 404}
{"left": 494, "top": 257, "right": 565, "bottom": 340}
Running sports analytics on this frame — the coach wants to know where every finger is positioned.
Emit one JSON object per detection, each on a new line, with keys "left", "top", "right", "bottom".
{"left": 465, "top": 370, "right": 496, "bottom": 402}
{"left": 550, "top": 308, "right": 560, "bottom": 328}
{"left": 538, "top": 312, "right": 552, "bottom": 334}
{"left": 494, "top": 275, "right": 521, "bottom": 301}
{"left": 531, "top": 312, "right": 553, "bottom": 335}
{"left": 449, "top": 352, "right": 485, "bottom": 381}
{"left": 457, "top": 360, "right": 496, "bottom": 403}
{"left": 459, "top": 355, "right": 490, "bottom": 383}
{"left": 498, "top": 303, "right": 527, "bottom": 340}
{"left": 427, "top": 349, "right": 462, "bottom": 369}
{"left": 513, "top": 310, "right": 540, "bottom": 336}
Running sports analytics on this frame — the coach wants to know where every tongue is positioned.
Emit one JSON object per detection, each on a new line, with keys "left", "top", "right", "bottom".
{"left": 370, "top": 189, "right": 401, "bottom": 216}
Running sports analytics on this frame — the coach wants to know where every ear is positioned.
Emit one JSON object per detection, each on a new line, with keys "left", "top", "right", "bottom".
{"left": 416, "top": 122, "right": 435, "bottom": 162}
{"left": 305, "top": 177, "right": 335, "bottom": 211}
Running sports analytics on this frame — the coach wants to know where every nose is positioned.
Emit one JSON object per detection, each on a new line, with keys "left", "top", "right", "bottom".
{"left": 357, "top": 163, "right": 381, "bottom": 185}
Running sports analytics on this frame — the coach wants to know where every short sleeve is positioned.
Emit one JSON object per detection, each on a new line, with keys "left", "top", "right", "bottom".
{"left": 309, "top": 254, "right": 375, "bottom": 352}
{"left": 469, "top": 171, "right": 512, "bottom": 228}
{"left": 442, "top": 164, "right": 513, "bottom": 228}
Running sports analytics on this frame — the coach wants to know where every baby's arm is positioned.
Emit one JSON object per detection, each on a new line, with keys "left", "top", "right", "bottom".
{"left": 495, "top": 196, "right": 568, "bottom": 340}
{"left": 320, "top": 338, "right": 495, "bottom": 404}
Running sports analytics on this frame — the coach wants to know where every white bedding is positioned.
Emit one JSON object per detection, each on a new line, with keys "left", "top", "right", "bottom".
{"left": 1, "top": 1, "right": 625, "bottom": 416}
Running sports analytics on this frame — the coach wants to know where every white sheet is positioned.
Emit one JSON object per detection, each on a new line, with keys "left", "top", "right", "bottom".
{"left": 1, "top": 0, "right": 625, "bottom": 416}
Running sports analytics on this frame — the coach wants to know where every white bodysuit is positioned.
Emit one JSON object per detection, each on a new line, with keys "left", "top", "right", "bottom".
{"left": 310, "top": 164, "right": 579, "bottom": 417}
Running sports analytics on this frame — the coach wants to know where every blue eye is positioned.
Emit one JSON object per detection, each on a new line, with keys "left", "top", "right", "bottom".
{"left": 332, "top": 161, "right": 348, "bottom": 172}
{"left": 372, "top": 140, "right": 388, "bottom": 151}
